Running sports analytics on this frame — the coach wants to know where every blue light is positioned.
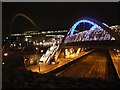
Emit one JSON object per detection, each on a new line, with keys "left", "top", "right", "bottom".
{"left": 70, "top": 19, "right": 102, "bottom": 35}
{"left": 90, "top": 24, "right": 101, "bottom": 30}
{"left": 102, "top": 23, "right": 109, "bottom": 27}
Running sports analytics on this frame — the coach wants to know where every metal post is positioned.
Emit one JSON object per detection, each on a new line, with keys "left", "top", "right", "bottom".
{"left": 38, "top": 64, "right": 40, "bottom": 73}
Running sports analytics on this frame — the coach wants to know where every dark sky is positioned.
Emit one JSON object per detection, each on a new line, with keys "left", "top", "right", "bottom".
{"left": 2, "top": 2, "right": 119, "bottom": 36}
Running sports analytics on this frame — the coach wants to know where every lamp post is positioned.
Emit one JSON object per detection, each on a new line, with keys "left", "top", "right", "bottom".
{"left": 38, "top": 63, "right": 40, "bottom": 73}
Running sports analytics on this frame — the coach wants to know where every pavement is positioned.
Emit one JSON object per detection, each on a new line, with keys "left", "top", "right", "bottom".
{"left": 109, "top": 50, "right": 120, "bottom": 79}
{"left": 26, "top": 50, "right": 94, "bottom": 74}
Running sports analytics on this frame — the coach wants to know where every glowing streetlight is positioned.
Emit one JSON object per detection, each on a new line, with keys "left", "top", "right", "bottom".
{"left": 40, "top": 42, "right": 42, "bottom": 45}
{"left": 19, "top": 43, "right": 21, "bottom": 46}
{"left": 43, "top": 40, "right": 45, "bottom": 43}
{"left": 36, "top": 48, "right": 39, "bottom": 50}
{"left": 2, "top": 62, "right": 5, "bottom": 65}
{"left": 4, "top": 53, "right": 8, "bottom": 56}
{"left": 41, "top": 50, "right": 43, "bottom": 52}
{"left": 13, "top": 44, "right": 16, "bottom": 47}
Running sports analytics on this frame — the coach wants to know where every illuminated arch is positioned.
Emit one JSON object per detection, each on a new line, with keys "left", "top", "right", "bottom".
{"left": 67, "top": 17, "right": 120, "bottom": 41}
{"left": 70, "top": 19, "right": 102, "bottom": 35}
{"left": 55, "top": 17, "right": 120, "bottom": 60}
{"left": 10, "top": 13, "right": 39, "bottom": 32}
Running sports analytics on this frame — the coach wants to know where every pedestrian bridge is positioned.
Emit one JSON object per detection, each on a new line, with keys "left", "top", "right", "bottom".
{"left": 55, "top": 17, "right": 120, "bottom": 60}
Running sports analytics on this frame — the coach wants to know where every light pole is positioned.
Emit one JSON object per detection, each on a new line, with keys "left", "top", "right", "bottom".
{"left": 38, "top": 62, "right": 40, "bottom": 73}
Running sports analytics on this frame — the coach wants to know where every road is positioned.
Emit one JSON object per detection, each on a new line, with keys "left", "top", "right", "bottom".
{"left": 55, "top": 50, "right": 108, "bottom": 80}
{"left": 109, "top": 50, "right": 120, "bottom": 79}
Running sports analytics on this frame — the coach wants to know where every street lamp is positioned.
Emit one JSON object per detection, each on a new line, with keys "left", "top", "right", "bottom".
{"left": 38, "top": 62, "right": 41, "bottom": 73}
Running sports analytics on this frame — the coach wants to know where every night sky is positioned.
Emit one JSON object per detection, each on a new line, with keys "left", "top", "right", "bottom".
{"left": 2, "top": 2, "right": 119, "bottom": 36}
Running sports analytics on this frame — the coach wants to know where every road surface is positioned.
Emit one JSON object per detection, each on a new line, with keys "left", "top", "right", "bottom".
{"left": 55, "top": 50, "right": 108, "bottom": 80}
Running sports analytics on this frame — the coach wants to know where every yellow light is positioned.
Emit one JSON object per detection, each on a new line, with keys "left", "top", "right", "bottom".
{"left": 40, "top": 42, "right": 42, "bottom": 45}
{"left": 13, "top": 44, "right": 16, "bottom": 47}
{"left": 4, "top": 53, "right": 8, "bottom": 56}
{"left": 33, "top": 41, "right": 35, "bottom": 45}
{"left": 117, "top": 50, "right": 120, "bottom": 53}
{"left": 2, "top": 62, "right": 5, "bottom": 65}
{"left": 43, "top": 40, "right": 45, "bottom": 43}
{"left": 41, "top": 50, "right": 43, "bottom": 52}
{"left": 65, "top": 49, "right": 68, "bottom": 56}
{"left": 11, "top": 44, "right": 13, "bottom": 46}
{"left": 25, "top": 35, "right": 32, "bottom": 37}
{"left": 19, "top": 43, "right": 21, "bottom": 46}
{"left": 76, "top": 48, "right": 81, "bottom": 54}
{"left": 36, "top": 48, "right": 38, "bottom": 50}
{"left": 25, "top": 38, "right": 28, "bottom": 42}
{"left": 36, "top": 43, "right": 39, "bottom": 45}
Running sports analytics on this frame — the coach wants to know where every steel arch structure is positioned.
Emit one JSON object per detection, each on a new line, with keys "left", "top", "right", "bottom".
{"left": 67, "top": 17, "right": 120, "bottom": 41}
{"left": 55, "top": 17, "right": 120, "bottom": 60}
{"left": 10, "top": 13, "right": 39, "bottom": 34}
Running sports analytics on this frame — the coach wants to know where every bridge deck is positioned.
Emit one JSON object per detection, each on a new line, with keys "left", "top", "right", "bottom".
{"left": 64, "top": 40, "right": 120, "bottom": 49}
{"left": 26, "top": 50, "right": 94, "bottom": 74}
